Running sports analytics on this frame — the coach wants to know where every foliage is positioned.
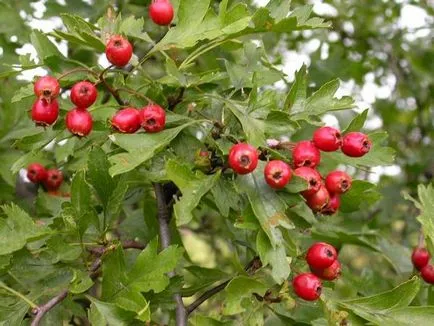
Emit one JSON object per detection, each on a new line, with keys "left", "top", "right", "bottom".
{"left": 0, "top": 0, "right": 432, "bottom": 325}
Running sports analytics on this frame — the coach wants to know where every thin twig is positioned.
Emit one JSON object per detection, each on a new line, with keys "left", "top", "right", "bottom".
{"left": 186, "top": 256, "right": 262, "bottom": 315}
{"left": 153, "top": 183, "right": 187, "bottom": 326}
{"left": 0, "top": 281, "right": 38, "bottom": 309}
{"left": 31, "top": 290, "right": 68, "bottom": 326}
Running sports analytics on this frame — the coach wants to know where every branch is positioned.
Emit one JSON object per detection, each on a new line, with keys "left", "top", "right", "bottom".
{"left": 30, "top": 290, "right": 68, "bottom": 326}
{"left": 153, "top": 183, "right": 187, "bottom": 326}
{"left": 186, "top": 256, "right": 262, "bottom": 315}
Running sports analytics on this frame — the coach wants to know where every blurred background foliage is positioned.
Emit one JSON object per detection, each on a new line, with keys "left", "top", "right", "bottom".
{"left": 0, "top": 0, "right": 432, "bottom": 320}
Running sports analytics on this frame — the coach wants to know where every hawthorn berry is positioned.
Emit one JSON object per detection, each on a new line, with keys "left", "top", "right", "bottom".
{"left": 228, "top": 143, "right": 259, "bottom": 175}
{"left": 421, "top": 264, "right": 434, "bottom": 284}
{"left": 140, "top": 104, "right": 166, "bottom": 133}
{"left": 411, "top": 247, "right": 430, "bottom": 271}
{"left": 306, "top": 242, "right": 338, "bottom": 269}
{"left": 292, "top": 140, "right": 321, "bottom": 169}
{"left": 311, "top": 259, "right": 341, "bottom": 281}
{"left": 322, "top": 194, "right": 340, "bottom": 215}
{"left": 341, "top": 132, "right": 372, "bottom": 157}
{"left": 312, "top": 126, "right": 342, "bottom": 152}
{"left": 264, "top": 160, "right": 292, "bottom": 189}
{"left": 105, "top": 35, "right": 133, "bottom": 67}
{"left": 305, "top": 185, "right": 330, "bottom": 212}
{"left": 70, "top": 81, "right": 97, "bottom": 108}
{"left": 325, "top": 171, "right": 352, "bottom": 194}
{"left": 34, "top": 76, "right": 60, "bottom": 101}
{"left": 31, "top": 98, "right": 59, "bottom": 126}
{"left": 111, "top": 108, "right": 141, "bottom": 133}
{"left": 149, "top": 0, "right": 174, "bottom": 26}
{"left": 43, "top": 169, "right": 64, "bottom": 191}
{"left": 294, "top": 167, "right": 322, "bottom": 196}
{"left": 27, "top": 163, "right": 47, "bottom": 184}
{"left": 65, "top": 108, "right": 93, "bottom": 137}
{"left": 292, "top": 273, "right": 322, "bottom": 301}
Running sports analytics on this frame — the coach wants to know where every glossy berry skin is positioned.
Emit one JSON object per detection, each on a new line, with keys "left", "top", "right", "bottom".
{"left": 325, "top": 171, "right": 352, "bottom": 194}
{"left": 31, "top": 98, "right": 59, "bottom": 126}
{"left": 311, "top": 259, "right": 341, "bottom": 281}
{"left": 27, "top": 163, "right": 47, "bottom": 184}
{"left": 322, "top": 194, "right": 340, "bottom": 215}
{"left": 70, "top": 81, "right": 98, "bottom": 108}
{"left": 305, "top": 185, "right": 330, "bottom": 211}
{"left": 306, "top": 242, "right": 338, "bottom": 269}
{"left": 292, "top": 141, "right": 321, "bottom": 169}
{"left": 313, "top": 126, "right": 342, "bottom": 152}
{"left": 34, "top": 76, "right": 60, "bottom": 101}
{"left": 43, "top": 169, "right": 64, "bottom": 191}
{"left": 140, "top": 104, "right": 166, "bottom": 133}
{"left": 264, "top": 160, "right": 292, "bottom": 189}
{"left": 149, "top": 0, "right": 174, "bottom": 26}
{"left": 228, "top": 143, "right": 259, "bottom": 175}
{"left": 292, "top": 273, "right": 322, "bottom": 301}
{"left": 294, "top": 167, "right": 322, "bottom": 196}
{"left": 341, "top": 132, "right": 372, "bottom": 157}
{"left": 105, "top": 35, "right": 133, "bottom": 67}
{"left": 65, "top": 108, "right": 93, "bottom": 137}
{"left": 421, "top": 264, "right": 434, "bottom": 284}
{"left": 111, "top": 108, "right": 141, "bottom": 133}
{"left": 412, "top": 247, "right": 430, "bottom": 270}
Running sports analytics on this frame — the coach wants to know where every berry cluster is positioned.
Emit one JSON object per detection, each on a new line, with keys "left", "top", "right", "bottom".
{"left": 32, "top": 76, "right": 60, "bottom": 126}
{"left": 412, "top": 246, "right": 434, "bottom": 284}
{"left": 293, "top": 242, "right": 341, "bottom": 301}
{"left": 228, "top": 127, "right": 372, "bottom": 215}
{"left": 26, "top": 163, "right": 63, "bottom": 192}
{"left": 111, "top": 104, "right": 166, "bottom": 134}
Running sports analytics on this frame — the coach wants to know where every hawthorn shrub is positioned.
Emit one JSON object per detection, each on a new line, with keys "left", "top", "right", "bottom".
{"left": 0, "top": 1, "right": 433, "bottom": 325}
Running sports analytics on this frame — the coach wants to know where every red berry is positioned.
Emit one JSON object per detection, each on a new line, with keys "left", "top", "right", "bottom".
{"left": 292, "top": 140, "right": 321, "bottom": 168}
{"left": 43, "top": 169, "right": 64, "bottom": 191}
{"left": 31, "top": 98, "right": 59, "bottom": 126}
{"left": 306, "top": 242, "right": 337, "bottom": 269}
{"left": 34, "top": 76, "right": 60, "bottom": 101}
{"left": 65, "top": 108, "right": 93, "bottom": 137}
{"left": 341, "top": 132, "right": 372, "bottom": 157}
{"left": 140, "top": 104, "right": 166, "bottom": 133}
{"left": 105, "top": 35, "right": 133, "bottom": 67}
{"left": 70, "top": 81, "right": 97, "bottom": 108}
{"left": 412, "top": 247, "right": 430, "bottom": 270}
{"left": 228, "top": 143, "right": 259, "bottom": 175}
{"left": 149, "top": 0, "right": 174, "bottom": 26}
{"left": 264, "top": 160, "right": 292, "bottom": 189}
{"left": 421, "top": 264, "right": 434, "bottom": 284}
{"left": 322, "top": 194, "right": 340, "bottom": 215}
{"left": 312, "top": 126, "right": 342, "bottom": 152}
{"left": 292, "top": 273, "right": 322, "bottom": 301}
{"left": 305, "top": 185, "right": 330, "bottom": 212}
{"left": 27, "top": 163, "right": 47, "bottom": 184}
{"left": 111, "top": 108, "right": 141, "bottom": 134}
{"left": 311, "top": 259, "right": 341, "bottom": 281}
{"left": 325, "top": 171, "right": 352, "bottom": 194}
{"left": 294, "top": 167, "right": 322, "bottom": 196}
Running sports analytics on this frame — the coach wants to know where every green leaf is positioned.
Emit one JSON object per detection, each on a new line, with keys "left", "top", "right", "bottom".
{"left": 71, "top": 170, "right": 91, "bottom": 217}
{"left": 339, "top": 276, "right": 420, "bottom": 323}
{"left": 88, "top": 147, "right": 115, "bottom": 209}
{"left": 102, "top": 245, "right": 128, "bottom": 300}
{"left": 119, "top": 16, "right": 153, "bottom": 43}
{"left": 211, "top": 178, "right": 240, "bottom": 217}
{"left": 0, "top": 204, "right": 49, "bottom": 255}
{"left": 380, "top": 306, "right": 434, "bottom": 326}
{"left": 343, "top": 109, "right": 369, "bottom": 133}
{"left": 323, "top": 132, "right": 396, "bottom": 167}
{"left": 236, "top": 161, "right": 294, "bottom": 247}
{"left": 340, "top": 180, "right": 382, "bottom": 213}
{"left": 11, "top": 84, "right": 34, "bottom": 103}
{"left": 285, "top": 65, "right": 307, "bottom": 113}
{"left": 166, "top": 160, "right": 221, "bottom": 225}
{"left": 108, "top": 122, "right": 199, "bottom": 176}
{"left": 405, "top": 184, "right": 434, "bottom": 252}
{"left": 223, "top": 276, "right": 267, "bottom": 315}
{"left": 87, "top": 296, "right": 135, "bottom": 326}
{"left": 256, "top": 231, "right": 290, "bottom": 284}
{"left": 30, "top": 30, "right": 64, "bottom": 71}
{"left": 106, "top": 176, "right": 128, "bottom": 224}
{"left": 70, "top": 269, "right": 94, "bottom": 294}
